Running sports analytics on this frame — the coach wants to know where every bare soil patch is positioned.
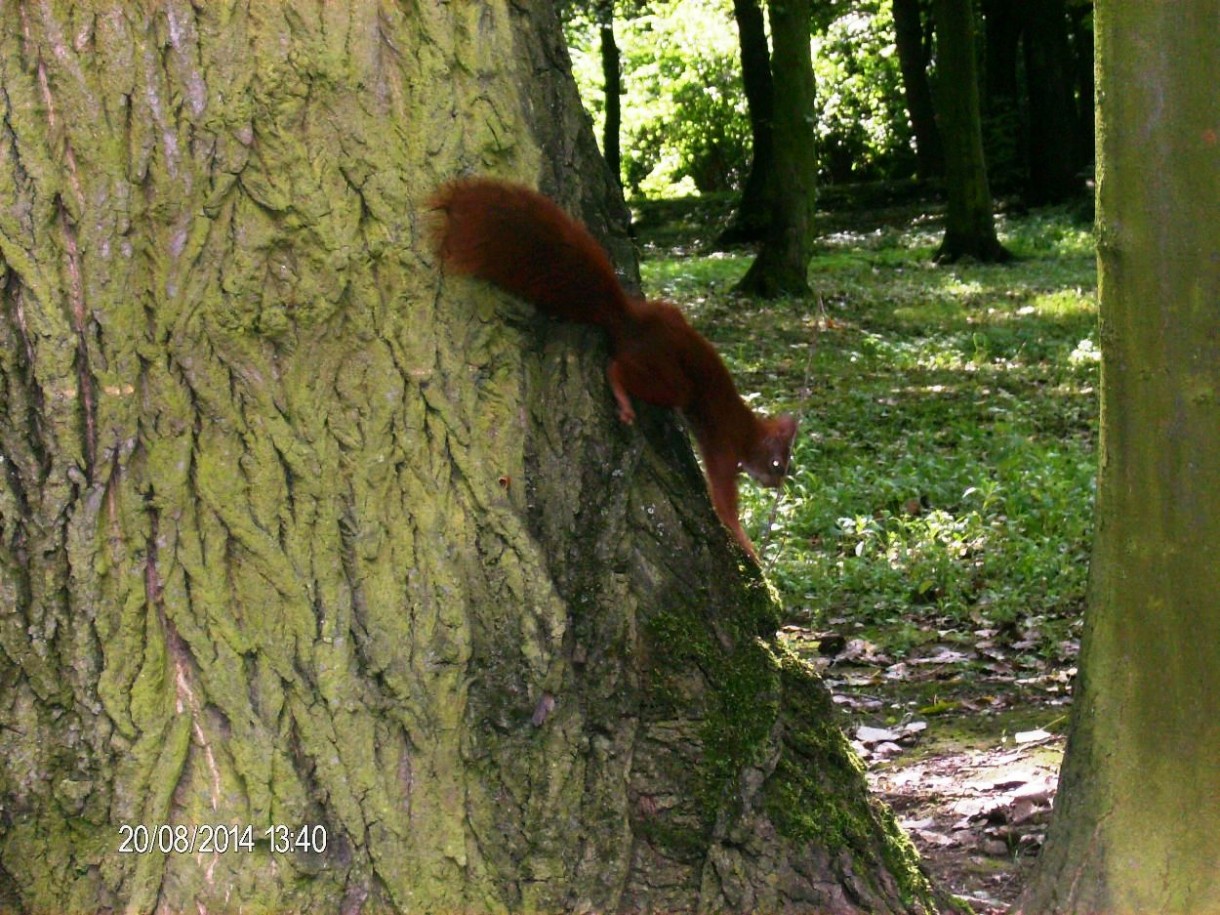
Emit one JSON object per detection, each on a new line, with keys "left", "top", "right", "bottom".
{"left": 786, "top": 625, "right": 1074, "bottom": 911}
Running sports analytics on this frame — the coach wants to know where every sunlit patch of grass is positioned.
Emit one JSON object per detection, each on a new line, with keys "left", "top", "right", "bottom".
{"left": 643, "top": 250, "right": 751, "bottom": 300}
{"left": 640, "top": 205, "right": 1099, "bottom": 659}
{"left": 1030, "top": 289, "right": 1095, "bottom": 317}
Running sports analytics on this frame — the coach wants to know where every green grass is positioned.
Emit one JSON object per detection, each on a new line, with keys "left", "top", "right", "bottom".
{"left": 640, "top": 205, "right": 1098, "bottom": 659}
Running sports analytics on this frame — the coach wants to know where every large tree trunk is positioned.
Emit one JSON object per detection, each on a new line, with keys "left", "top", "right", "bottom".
{"left": 0, "top": 2, "right": 938, "bottom": 912}
{"left": 1017, "top": 2, "right": 1220, "bottom": 911}
{"left": 931, "top": 0, "right": 1012, "bottom": 262}
{"left": 734, "top": 0, "right": 817, "bottom": 298}
{"left": 716, "top": 0, "right": 777, "bottom": 247}
{"left": 892, "top": 0, "right": 945, "bottom": 183}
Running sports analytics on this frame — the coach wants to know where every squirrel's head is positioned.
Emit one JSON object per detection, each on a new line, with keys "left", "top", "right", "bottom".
{"left": 742, "top": 414, "right": 797, "bottom": 487}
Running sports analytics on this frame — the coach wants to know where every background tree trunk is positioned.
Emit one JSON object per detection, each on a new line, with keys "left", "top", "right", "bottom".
{"left": 0, "top": 2, "right": 938, "bottom": 911}
{"left": 1022, "top": 0, "right": 1081, "bottom": 204}
{"left": 734, "top": 0, "right": 817, "bottom": 298}
{"left": 716, "top": 0, "right": 777, "bottom": 246}
{"left": 931, "top": 0, "right": 1011, "bottom": 262}
{"left": 1017, "top": 2, "right": 1220, "bottom": 910}
{"left": 597, "top": 0, "right": 623, "bottom": 187}
{"left": 980, "top": 0, "right": 1025, "bottom": 193}
{"left": 892, "top": 0, "right": 945, "bottom": 183}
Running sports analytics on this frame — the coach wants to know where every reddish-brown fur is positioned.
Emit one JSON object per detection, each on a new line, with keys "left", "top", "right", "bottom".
{"left": 429, "top": 178, "right": 797, "bottom": 560}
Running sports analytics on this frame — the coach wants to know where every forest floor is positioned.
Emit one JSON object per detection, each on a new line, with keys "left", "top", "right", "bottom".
{"left": 635, "top": 187, "right": 1097, "bottom": 911}
{"left": 787, "top": 625, "right": 1068, "bottom": 912}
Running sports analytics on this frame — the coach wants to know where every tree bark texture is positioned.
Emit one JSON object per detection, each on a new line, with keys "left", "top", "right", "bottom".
{"left": 892, "top": 0, "right": 944, "bottom": 183}
{"left": 930, "top": 0, "right": 1011, "bottom": 262}
{"left": 734, "top": 0, "right": 817, "bottom": 297}
{"left": 0, "top": 2, "right": 936, "bottom": 912}
{"left": 1017, "top": 2, "right": 1220, "bottom": 911}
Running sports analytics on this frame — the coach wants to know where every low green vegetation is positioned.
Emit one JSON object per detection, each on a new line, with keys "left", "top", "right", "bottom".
{"left": 640, "top": 202, "right": 1098, "bottom": 660}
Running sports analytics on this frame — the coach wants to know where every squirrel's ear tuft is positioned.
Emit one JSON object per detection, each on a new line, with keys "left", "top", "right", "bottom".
{"left": 772, "top": 414, "right": 798, "bottom": 447}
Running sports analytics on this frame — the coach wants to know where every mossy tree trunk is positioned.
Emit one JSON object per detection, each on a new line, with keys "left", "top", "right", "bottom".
{"left": 1017, "top": 2, "right": 1220, "bottom": 911}
{"left": 0, "top": 2, "right": 939, "bottom": 912}
{"left": 930, "top": 0, "right": 1011, "bottom": 263}
{"left": 734, "top": 0, "right": 818, "bottom": 298}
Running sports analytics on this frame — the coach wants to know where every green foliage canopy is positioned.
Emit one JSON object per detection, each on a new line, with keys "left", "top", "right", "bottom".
{"left": 566, "top": 0, "right": 915, "bottom": 197}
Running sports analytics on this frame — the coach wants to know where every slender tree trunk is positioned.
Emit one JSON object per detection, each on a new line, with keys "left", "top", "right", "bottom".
{"left": 892, "top": 0, "right": 945, "bottom": 182}
{"left": 982, "top": 0, "right": 1023, "bottom": 123}
{"left": 931, "top": 0, "right": 1011, "bottom": 262}
{"left": 981, "top": 0, "right": 1025, "bottom": 193}
{"left": 734, "top": 0, "right": 817, "bottom": 298}
{"left": 0, "top": 2, "right": 939, "bottom": 911}
{"left": 597, "top": 0, "right": 623, "bottom": 187}
{"left": 1018, "top": 2, "right": 1220, "bottom": 910}
{"left": 1023, "top": 0, "right": 1082, "bottom": 203}
{"left": 717, "top": 0, "right": 777, "bottom": 246}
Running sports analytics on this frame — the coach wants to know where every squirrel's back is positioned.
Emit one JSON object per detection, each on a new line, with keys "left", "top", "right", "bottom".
{"left": 430, "top": 178, "right": 634, "bottom": 334}
{"left": 428, "top": 177, "right": 797, "bottom": 560}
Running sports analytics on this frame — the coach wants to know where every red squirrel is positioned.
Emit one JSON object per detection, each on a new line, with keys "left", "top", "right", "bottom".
{"left": 429, "top": 177, "right": 797, "bottom": 560}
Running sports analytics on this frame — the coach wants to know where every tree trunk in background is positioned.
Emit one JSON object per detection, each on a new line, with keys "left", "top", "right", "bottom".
{"left": 931, "top": 0, "right": 1011, "bottom": 262}
{"left": 980, "top": 0, "right": 1025, "bottom": 193}
{"left": 1023, "top": 0, "right": 1081, "bottom": 203}
{"left": 0, "top": 2, "right": 939, "bottom": 911}
{"left": 734, "top": 0, "right": 817, "bottom": 297}
{"left": 892, "top": 0, "right": 945, "bottom": 183}
{"left": 598, "top": 0, "right": 623, "bottom": 187}
{"left": 717, "top": 0, "right": 777, "bottom": 246}
{"left": 1017, "top": 2, "right": 1220, "bottom": 911}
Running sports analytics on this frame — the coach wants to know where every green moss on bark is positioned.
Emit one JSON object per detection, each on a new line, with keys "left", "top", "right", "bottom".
{"left": 644, "top": 572, "right": 782, "bottom": 824}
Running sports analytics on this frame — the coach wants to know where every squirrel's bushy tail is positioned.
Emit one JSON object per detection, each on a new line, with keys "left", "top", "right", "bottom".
{"left": 429, "top": 178, "right": 633, "bottom": 333}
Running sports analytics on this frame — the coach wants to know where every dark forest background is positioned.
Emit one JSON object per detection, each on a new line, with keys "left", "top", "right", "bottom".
{"left": 562, "top": 0, "right": 1092, "bottom": 207}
